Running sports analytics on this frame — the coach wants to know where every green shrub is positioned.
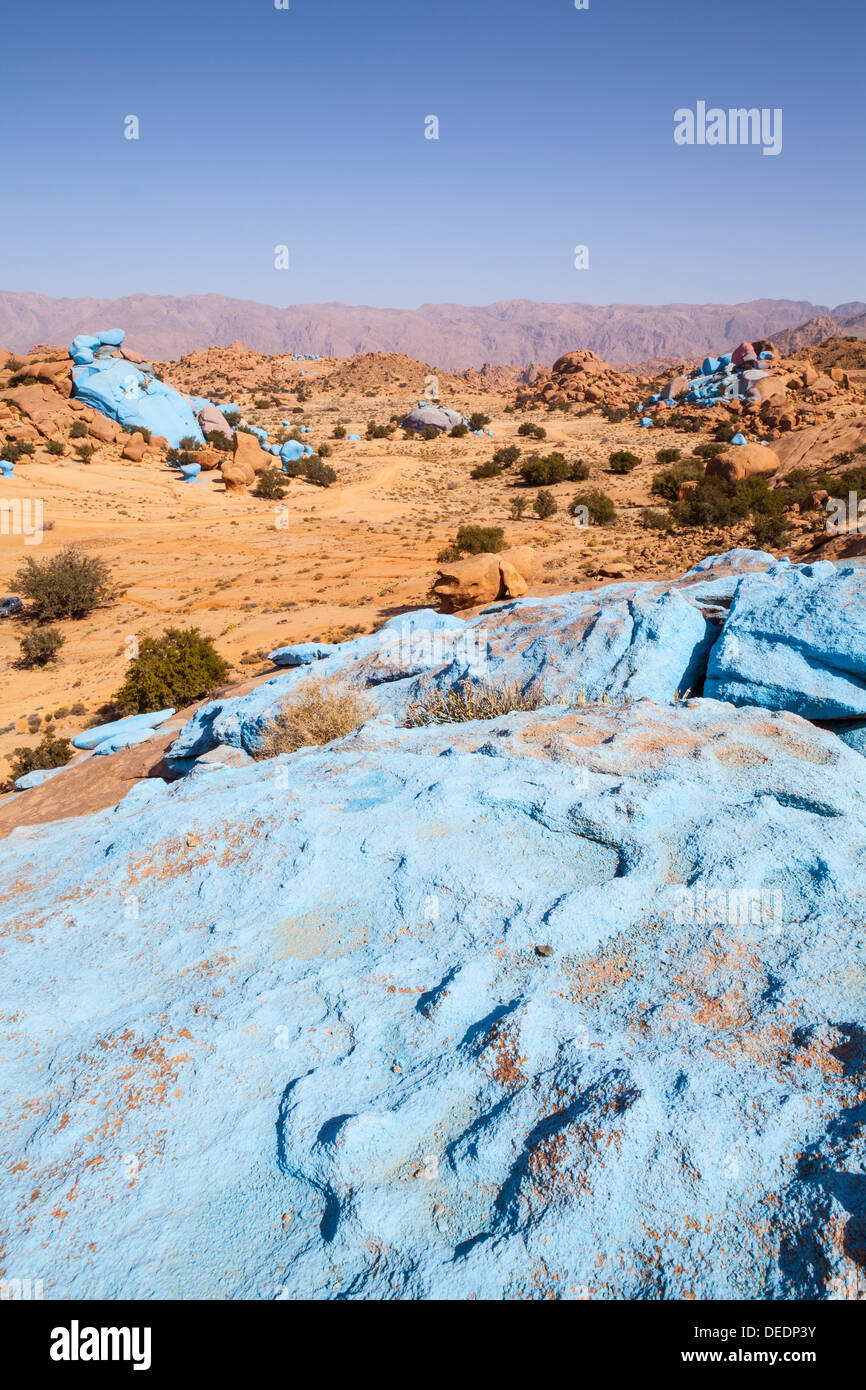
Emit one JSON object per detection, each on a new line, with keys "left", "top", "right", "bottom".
{"left": 468, "top": 412, "right": 491, "bottom": 431}
{"left": 18, "top": 627, "right": 65, "bottom": 667}
{"left": 74, "top": 444, "right": 95, "bottom": 464}
{"left": 205, "top": 430, "right": 232, "bottom": 452}
{"left": 14, "top": 545, "right": 113, "bottom": 621}
{"left": 642, "top": 508, "right": 672, "bottom": 531}
{"left": 366, "top": 421, "right": 390, "bottom": 439}
{"left": 332, "top": 423, "right": 347, "bottom": 439}
{"left": 518, "top": 423, "right": 546, "bottom": 439}
{"left": 669, "top": 477, "right": 751, "bottom": 528}
{"left": 1, "top": 442, "right": 25, "bottom": 462}
{"left": 571, "top": 490, "right": 616, "bottom": 525}
{"left": 608, "top": 450, "right": 640, "bottom": 473}
{"left": 253, "top": 469, "right": 288, "bottom": 500}
{"left": 178, "top": 436, "right": 200, "bottom": 451}
{"left": 69, "top": 420, "right": 88, "bottom": 438}
{"left": 317, "top": 442, "right": 333, "bottom": 458}
{"left": 493, "top": 445, "right": 520, "bottom": 466}
{"left": 450, "top": 423, "right": 469, "bottom": 437}
{"left": 655, "top": 447, "right": 681, "bottom": 464}
{"left": 651, "top": 460, "right": 704, "bottom": 502}
{"left": 752, "top": 512, "right": 790, "bottom": 547}
{"left": 421, "top": 425, "right": 440, "bottom": 441}
{"left": 124, "top": 424, "right": 152, "bottom": 444}
{"left": 438, "top": 525, "right": 505, "bottom": 561}
{"left": 519, "top": 453, "right": 587, "bottom": 487}
{"left": 112, "top": 627, "right": 229, "bottom": 716}
{"left": 510, "top": 495, "right": 529, "bottom": 520}
{"left": 45, "top": 439, "right": 66, "bottom": 456}
{"left": 470, "top": 461, "right": 502, "bottom": 480}
{"left": 8, "top": 729, "right": 73, "bottom": 781}
{"left": 533, "top": 489, "right": 557, "bottom": 519}
{"left": 694, "top": 441, "right": 727, "bottom": 459}
{"left": 304, "top": 458, "right": 337, "bottom": 487}
{"left": 222, "top": 411, "right": 240, "bottom": 428}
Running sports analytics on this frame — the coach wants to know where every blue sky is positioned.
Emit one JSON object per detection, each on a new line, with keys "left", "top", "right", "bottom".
{"left": 1, "top": 0, "right": 863, "bottom": 308}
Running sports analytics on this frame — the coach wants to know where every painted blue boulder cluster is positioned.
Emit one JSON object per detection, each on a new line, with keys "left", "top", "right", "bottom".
{"left": 1, "top": 692, "right": 865, "bottom": 1298}
{"left": 2, "top": 549, "right": 866, "bottom": 1299}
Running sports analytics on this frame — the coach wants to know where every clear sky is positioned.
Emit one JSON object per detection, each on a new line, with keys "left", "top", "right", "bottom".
{"left": 1, "top": 0, "right": 863, "bottom": 309}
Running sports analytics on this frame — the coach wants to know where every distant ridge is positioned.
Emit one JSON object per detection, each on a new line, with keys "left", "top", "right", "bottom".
{"left": 0, "top": 291, "right": 862, "bottom": 370}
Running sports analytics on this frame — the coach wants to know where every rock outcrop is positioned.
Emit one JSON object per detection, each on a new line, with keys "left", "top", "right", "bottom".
{"left": 2, "top": 550, "right": 866, "bottom": 1301}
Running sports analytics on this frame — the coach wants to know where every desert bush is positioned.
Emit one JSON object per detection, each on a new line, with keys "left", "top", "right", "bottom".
{"left": 608, "top": 450, "right": 640, "bottom": 473}
{"left": 510, "top": 495, "right": 529, "bottom": 520}
{"left": 222, "top": 411, "right": 240, "bottom": 428}
{"left": 14, "top": 545, "right": 113, "bottom": 621}
{"left": 205, "top": 430, "right": 232, "bottom": 452}
{"left": 420, "top": 424, "right": 440, "bottom": 441}
{"left": 18, "top": 627, "right": 64, "bottom": 667}
{"left": 493, "top": 445, "right": 520, "bottom": 466}
{"left": 1, "top": 442, "right": 25, "bottom": 462}
{"left": 253, "top": 469, "right": 288, "bottom": 500}
{"left": 254, "top": 681, "right": 375, "bottom": 757}
{"left": 752, "top": 512, "right": 790, "bottom": 547}
{"left": 112, "top": 626, "right": 229, "bottom": 716}
{"left": 8, "top": 729, "right": 73, "bottom": 781}
{"left": 694, "top": 441, "right": 727, "bottom": 459}
{"left": 317, "top": 442, "right": 333, "bottom": 458}
{"left": 651, "top": 460, "right": 703, "bottom": 502}
{"left": 713, "top": 421, "right": 739, "bottom": 443}
{"left": 366, "top": 421, "right": 390, "bottom": 439}
{"left": 669, "top": 477, "right": 750, "bottom": 528}
{"left": 533, "top": 489, "right": 557, "bottom": 519}
{"left": 600, "top": 405, "right": 630, "bottom": 423}
{"left": 468, "top": 412, "right": 490, "bottom": 431}
{"left": 69, "top": 420, "right": 88, "bottom": 438}
{"left": 655, "top": 446, "right": 681, "bottom": 464}
{"left": 570, "top": 490, "right": 616, "bottom": 525}
{"left": 519, "top": 452, "right": 587, "bottom": 487}
{"left": 3, "top": 356, "right": 24, "bottom": 373}
{"left": 74, "top": 444, "right": 95, "bottom": 464}
{"left": 405, "top": 678, "right": 547, "bottom": 727}
{"left": 45, "top": 439, "right": 65, "bottom": 456}
{"left": 178, "top": 436, "right": 200, "bottom": 451}
{"left": 304, "top": 458, "right": 337, "bottom": 487}
{"left": 332, "top": 423, "right": 347, "bottom": 439}
{"left": 470, "top": 461, "right": 502, "bottom": 480}
{"left": 518, "top": 423, "right": 546, "bottom": 439}
{"left": 450, "top": 423, "right": 469, "bottom": 437}
{"left": 642, "top": 508, "right": 673, "bottom": 531}
{"left": 437, "top": 524, "right": 505, "bottom": 561}
{"left": 123, "top": 424, "right": 152, "bottom": 444}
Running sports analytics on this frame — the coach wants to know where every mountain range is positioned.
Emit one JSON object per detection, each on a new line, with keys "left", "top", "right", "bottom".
{"left": 1, "top": 291, "right": 864, "bottom": 369}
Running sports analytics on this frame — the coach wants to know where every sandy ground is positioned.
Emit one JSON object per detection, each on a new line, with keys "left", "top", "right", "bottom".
{"left": 0, "top": 377, "right": 832, "bottom": 777}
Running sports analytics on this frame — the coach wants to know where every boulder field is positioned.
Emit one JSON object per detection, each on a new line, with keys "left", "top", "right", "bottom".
{"left": 1, "top": 550, "right": 865, "bottom": 1299}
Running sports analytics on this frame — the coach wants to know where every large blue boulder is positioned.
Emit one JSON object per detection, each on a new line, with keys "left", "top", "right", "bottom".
{"left": 705, "top": 562, "right": 866, "bottom": 717}
{"left": 71, "top": 359, "right": 203, "bottom": 447}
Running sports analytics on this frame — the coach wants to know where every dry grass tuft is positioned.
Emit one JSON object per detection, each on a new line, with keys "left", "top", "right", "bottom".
{"left": 404, "top": 678, "right": 548, "bottom": 727}
{"left": 255, "top": 680, "right": 375, "bottom": 757}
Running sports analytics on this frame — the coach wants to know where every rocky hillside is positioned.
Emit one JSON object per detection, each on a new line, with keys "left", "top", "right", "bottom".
{"left": 0, "top": 292, "right": 858, "bottom": 369}
{"left": 2, "top": 551, "right": 865, "bottom": 1299}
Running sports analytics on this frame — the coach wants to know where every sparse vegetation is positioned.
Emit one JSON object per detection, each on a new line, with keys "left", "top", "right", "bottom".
{"left": 14, "top": 545, "right": 114, "bottom": 621}
{"left": 405, "top": 678, "right": 548, "bottom": 727}
{"left": 510, "top": 495, "right": 530, "bottom": 520}
{"left": 8, "top": 729, "right": 73, "bottom": 782}
{"left": 253, "top": 469, "right": 288, "bottom": 500}
{"left": 17, "top": 627, "right": 65, "bottom": 667}
{"left": 571, "top": 490, "right": 616, "bottom": 525}
{"left": 470, "top": 461, "right": 502, "bottom": 480}
{"left": 608, "top": 450, "right": 640, "bottom": 474}
{"left": 254, "top": 680, "right": 375, "bottom": 757}
{"left": 519, "top": 453, "right": 588, "bottom": 486}
{"left": 69, "top": 420, "right": 88, "bottom": 438}
{"left": 533, "top": 489, "right": 557, "bottom": 519}
{"left": 112, "top": 626, "right": 230, "bottom": 716}
{"left": 468, "top": 412, "right": 490, "bottom": 431}
{"left": 518, "top": 423, "right": 547, "bottom": 440}
{"left": 655, "top": 447, "right": 681, "bottom": 464}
